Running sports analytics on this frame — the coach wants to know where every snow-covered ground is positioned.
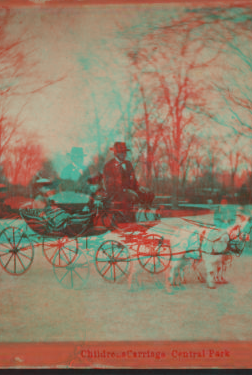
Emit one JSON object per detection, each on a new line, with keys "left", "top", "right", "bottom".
{"left": 0, "top": 207, "right": 251, "bottom": 342}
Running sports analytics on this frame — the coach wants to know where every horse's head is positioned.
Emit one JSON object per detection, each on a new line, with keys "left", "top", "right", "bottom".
{"left": 227, "top": 214, "right": 251, "bottom": 256}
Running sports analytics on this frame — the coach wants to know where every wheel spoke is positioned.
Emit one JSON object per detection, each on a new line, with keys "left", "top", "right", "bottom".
{"left": 101, "top": 248, "right": 112, "bottom": 260}
{"left": 61, "top": 248, "right": 70, "bottom": 264}
{"left": 14, "top": 254, "right": 17, "bottom": 273}
{"left": 113, "top": 263, "right": 116, "bottom": 282}
{"left": 74, "top": 262, "right": 89, "bottom": 269}
{"left": 153, "top": 256, "right": 156, "bottom": 273}
{"left": 114, "top": 247, "right": 125, "bottom": 260}
{"left": 114, "top": 261, "right": 127, "bottom": 275}
{"left": 3, "top": 232, "right": 13, "bottom": 248}
{"left": 73, "top": 268, "right": 84, "bottom": 281}
{"left": 0, "top": 242, "right": 12, "bottom": 251}
{"left": 15, "top": 232, "right": 25, "bottom": 249}
{"left": 0, "top": 249, "right": 11, "bottom": 256}
{"left": 110, "top": 263, "right": 113, "bottom": 279}
{"left": 156, "top": 256, "right": 162, "bottom": 267}
{"left": 63, "top": 245, "right": 77, "bottom": 254}
{"left": 99, "top": 261, "right": 110, "bottom": 275}
{"left": 18, "top": 245, "right": 33, "bottom": 251}
{"left": 12, "top": 228, "right": 16, "bottom": 248}
{"left": 49, "top": 248, "right": 59, "bottom": 262}
{"left": 4, "top": 253, "right": 14, "bottom": 268}
{"left": 157, "top": 257, "right": 166, "bottom": 268}
{"left": 102, "top": 263, "right": 111, "bottom": 277}
{"left": 59, "top": 269, "right": 70, "bottom": 283}
{"left": 143, "top": 256, "right": 152, "bottom": 268}
{"left": 16, "top": 253, "right": 26, "bottom": 270}
{"left": 70, "top": 270, "right": 73, "bottom": 288}
{"left": 19, "top": 252, "right": 32, "bottom": 260}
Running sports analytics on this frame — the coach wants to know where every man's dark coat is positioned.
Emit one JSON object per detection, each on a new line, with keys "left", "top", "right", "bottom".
{"left": 103, "top": 158, "right": 139, "bottom": 202}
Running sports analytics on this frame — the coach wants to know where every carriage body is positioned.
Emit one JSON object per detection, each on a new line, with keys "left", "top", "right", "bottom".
{"left": 1, "top": 193, "right": 249, "bottom": 289}
{"left": 20, "top": 208, "right": 94, "bottom": 238}
{"left": 0, "top": 194, "right": 166, "bottom": 281}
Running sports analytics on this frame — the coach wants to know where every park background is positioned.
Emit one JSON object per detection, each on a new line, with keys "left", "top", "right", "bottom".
{"left": 0, "top": 4, "right": 251, "bottom": 208}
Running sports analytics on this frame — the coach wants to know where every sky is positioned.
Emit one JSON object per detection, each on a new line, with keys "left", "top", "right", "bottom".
{"left": 4, "top": 6, "right": 170, "bottom": 172}
{"left": 3, "top": 4, "right": 252, "bottom": 177}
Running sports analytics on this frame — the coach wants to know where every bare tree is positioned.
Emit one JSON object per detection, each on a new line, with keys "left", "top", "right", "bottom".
{"left": 181, "top": 6, "right": 252, "bottom": 138}
{"left": 123, "top": 18, "right": 220, "bottom": 208}
{"left": 0, "top": 10, "right": 66, "bottom": 185}
{"left": 3, "top": 135, "right": 44, "bottom": 190}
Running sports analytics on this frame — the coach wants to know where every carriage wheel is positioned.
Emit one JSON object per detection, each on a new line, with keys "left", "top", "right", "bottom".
{"left": 0, "top": 227, "right": 34, "bottom": 275}
{"left": 43, "top": 237, "right": 78, "bottom": 267}
{"left": 53, "top": 249, "right": 90, "bottom": 289}
{"left": 95, "top": 240, "right": 130, "bottom": 282}
{"left": 137, "top": 234, "right": 171, "bottom": 274}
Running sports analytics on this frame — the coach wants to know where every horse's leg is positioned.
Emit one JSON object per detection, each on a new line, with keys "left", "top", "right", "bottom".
{"left": 218, "top": 255, "right": 228, "bottom": 284}
{"left": 166, "top": 258, "right": 179, "bottom": 287}
{"left": 179, "top": 267, "right": 185, "bottom": 284}
{"left": 205, "top": 256, "right": 218, "bottom": 289}
{"left": 191, "top": 258, "right": 205, "bottom": 283}
{"left": 135, "top": 266, "right": 145, "bottom": 289}
{"left": 177, "top": 257, "right": 187, "bottom": 285}
{"left": 170, "top": 257, "right": 184, "bottom": 287}
{"left": 177, "top": 267, "right": 185, "bottom": 286}
{"left": 163, "top": 265, "right": 172, "bottom": 293}
{"left": 206, "top": 271, "right": 216, "bottom": 289}
{"left": 127, "top": 259, "right": 134, "bottom": 290}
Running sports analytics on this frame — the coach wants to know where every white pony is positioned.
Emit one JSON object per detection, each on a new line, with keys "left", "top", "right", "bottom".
{"left": 166, "top": 213, "right": 251, "bottom": 289}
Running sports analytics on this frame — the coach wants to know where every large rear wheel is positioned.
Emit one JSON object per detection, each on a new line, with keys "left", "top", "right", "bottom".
{"left": 0, "top": 227, "right": 34, "bottom": 275}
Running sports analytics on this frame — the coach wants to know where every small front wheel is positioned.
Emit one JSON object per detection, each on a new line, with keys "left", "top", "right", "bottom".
{"left": 53, "top": 249, "right": 90, "bottom": 289}
{"left": 43, "top": 237, "right": 78, "bottom": 267}
{"left": 137, "top": 234, "right": 171, "bottom": 274}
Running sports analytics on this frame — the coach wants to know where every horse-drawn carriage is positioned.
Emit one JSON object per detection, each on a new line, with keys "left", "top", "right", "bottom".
{"left": 0, "top": 185, "right": 250, "bottom": 291}
{"left": 0, "top": 187, "right": 172, "bottom": 288}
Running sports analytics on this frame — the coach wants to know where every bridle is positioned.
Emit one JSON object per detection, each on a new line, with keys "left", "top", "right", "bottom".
{"left": 227, "top": 218, "right": 252, "bottom": 257}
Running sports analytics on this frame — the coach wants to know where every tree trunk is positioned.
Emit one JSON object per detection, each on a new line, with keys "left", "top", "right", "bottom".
{"left": 171, "top": 174, "right": 179, "bottom": 209}
{"left": 171, "top": 159, "right": 180, "bottom": 209}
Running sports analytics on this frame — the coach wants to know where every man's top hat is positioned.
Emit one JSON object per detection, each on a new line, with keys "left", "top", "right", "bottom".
{"left": 110, "top": 142, "right": 130, "bottom": 153}
{"left": 67, "top": 147, "right": 87, "bottom": 158}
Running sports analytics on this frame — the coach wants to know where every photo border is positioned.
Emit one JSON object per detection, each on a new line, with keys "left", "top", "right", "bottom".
{"left": 1, "top": 0, "right": 252, "bottom": 368}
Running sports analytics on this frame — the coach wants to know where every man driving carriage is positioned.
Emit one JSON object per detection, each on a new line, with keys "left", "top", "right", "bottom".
{"left": 103, "top": 142, "right": 154, "bottom": 220}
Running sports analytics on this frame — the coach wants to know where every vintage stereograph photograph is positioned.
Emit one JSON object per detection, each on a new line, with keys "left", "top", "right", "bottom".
{"left": 0, "top": 0, "right": 252, "bottom": 368}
